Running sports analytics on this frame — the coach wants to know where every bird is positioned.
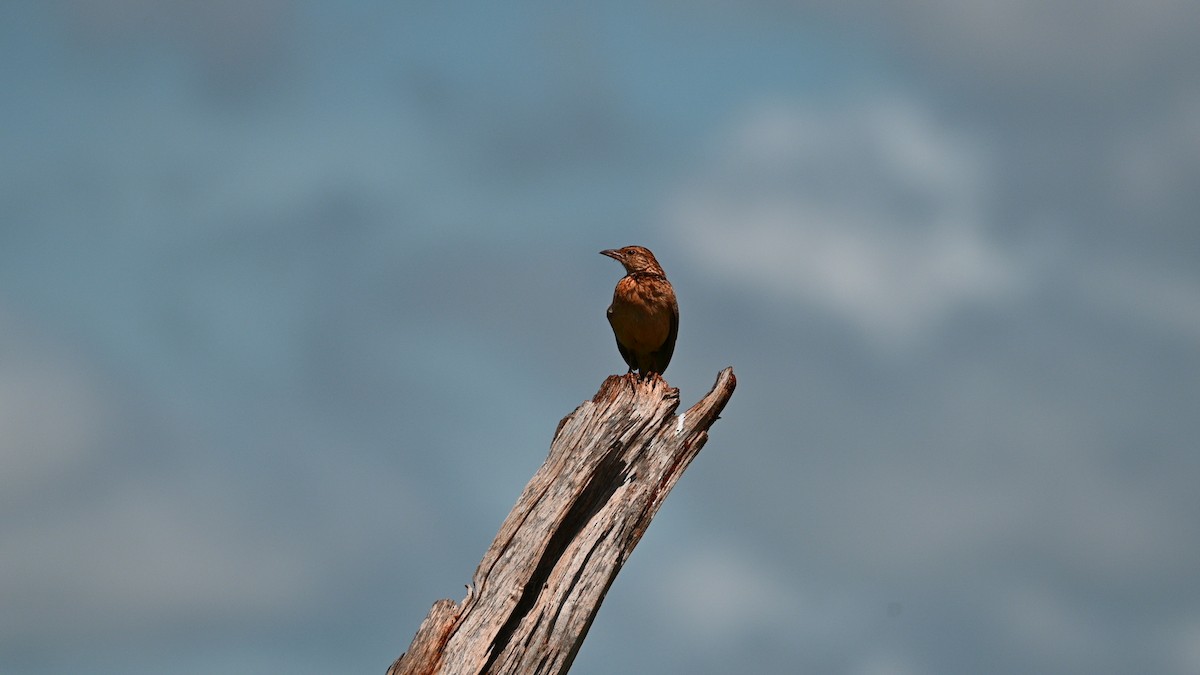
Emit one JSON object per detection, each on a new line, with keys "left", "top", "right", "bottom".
{"left": 600, "top": 245, "right": 679, "bottom": 379}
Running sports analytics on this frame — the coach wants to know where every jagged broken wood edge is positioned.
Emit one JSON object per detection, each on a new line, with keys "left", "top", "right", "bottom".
{"left": 389, "top": 367, "right": 737, "bottom": 675}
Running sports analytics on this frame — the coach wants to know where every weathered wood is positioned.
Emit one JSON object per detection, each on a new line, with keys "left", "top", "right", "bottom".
{"left": 389, "top": 368, "right": 736, "bottom": 675}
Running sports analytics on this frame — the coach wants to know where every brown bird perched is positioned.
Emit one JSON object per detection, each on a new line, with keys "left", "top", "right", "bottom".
{"left": 600, "top": 245, "right": 679, "bottom": 379}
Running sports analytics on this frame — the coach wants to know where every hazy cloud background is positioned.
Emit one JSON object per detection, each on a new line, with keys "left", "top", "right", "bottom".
{"left": 3, "top": 2, "right": 1198, "bottom": 673}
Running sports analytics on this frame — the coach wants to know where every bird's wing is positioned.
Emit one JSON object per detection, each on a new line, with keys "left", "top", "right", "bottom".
{"left": 657, "top": 298, "right": 679, "bottom": 373}
{"left": 607, "top": 305, "right": 636, "bottom": 370}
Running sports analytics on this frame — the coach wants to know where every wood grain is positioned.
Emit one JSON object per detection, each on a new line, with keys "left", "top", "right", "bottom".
{"left": 389, "top": 368, "right": 736, "bottom": 675}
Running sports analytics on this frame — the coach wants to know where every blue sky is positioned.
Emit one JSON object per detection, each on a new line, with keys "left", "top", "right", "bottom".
{"left": 3, "top": 2, "right": 1200, "bottom": 673}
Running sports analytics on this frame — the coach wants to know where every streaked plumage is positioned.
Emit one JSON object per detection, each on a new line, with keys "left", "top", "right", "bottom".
{"left": 600, "top": 246, "right": 678, "bottom": 378}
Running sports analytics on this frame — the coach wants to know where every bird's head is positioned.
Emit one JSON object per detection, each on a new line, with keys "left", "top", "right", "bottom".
{"left": 600, "top": 245, "right": 665, "bottom": 276}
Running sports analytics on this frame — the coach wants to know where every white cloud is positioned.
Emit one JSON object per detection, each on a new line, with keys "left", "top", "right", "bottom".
{"left": 1170, "top": 619, "right": 1200, "bottom": 675}
{"left": 1109, "top": 92, "right": 1200, "bottom": 214}
{"left": 0, "top": 312, "right": 108, "bottom": 496}
{"left": 1073, "top": 259, "right": 1200, "bottom": 341}
{"left": 656, "top": 540, "right": 865, "bottom": 650}
{"left": 667, "top": 95, "right": 1025, "bottom": 349}
{"left": 662, "top": 543, "right": 787, "bottom": 639}
{"left": 0, "top": 481, "right": 316, "bottom": 640}
{"left": 996, "top": 583, "right": 1100, "bottom": 668}
{"left": 852, "top": 652, "right": 921, "bottom": 675}
{"left": 799, "top": 0, "right": 1200, "bottom": 92}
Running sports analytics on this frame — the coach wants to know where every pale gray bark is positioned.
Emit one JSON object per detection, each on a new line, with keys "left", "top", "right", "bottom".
{"left": 389, "top": 368, "right": 737, "bottom": 675}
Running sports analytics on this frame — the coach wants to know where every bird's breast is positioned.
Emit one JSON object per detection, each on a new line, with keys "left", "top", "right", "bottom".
{"left": 608, "top": 276, "right": 675, "bottom": 350}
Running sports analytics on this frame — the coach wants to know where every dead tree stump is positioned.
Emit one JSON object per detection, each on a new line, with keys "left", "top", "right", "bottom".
{"left": 388, "top": 367, "right": 737, "bottom": 675}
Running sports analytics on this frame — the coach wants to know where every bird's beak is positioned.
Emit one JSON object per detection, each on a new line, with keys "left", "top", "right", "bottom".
{"left": 599, "top": 249, "right": 621, "bottom": 260}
